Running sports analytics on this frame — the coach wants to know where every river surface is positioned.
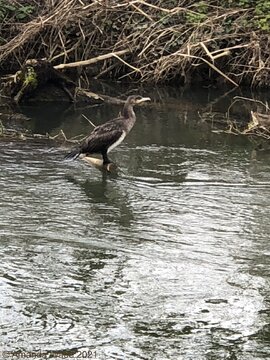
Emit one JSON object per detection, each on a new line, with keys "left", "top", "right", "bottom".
{"left": 0, "top": 87, "right": 270, "bottom": 359}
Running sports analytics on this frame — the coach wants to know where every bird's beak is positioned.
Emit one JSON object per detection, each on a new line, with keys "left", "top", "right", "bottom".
{"left": 136, "top": 97, "right": 151, "bottom": 104}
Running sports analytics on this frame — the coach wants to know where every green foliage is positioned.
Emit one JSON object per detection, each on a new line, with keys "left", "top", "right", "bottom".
{"left": 0, "top": 1, "right": 35, "bottom": 21}
{"left": 16, "top": 5, "right": 35, "bottom": 20}
{"left": 228, "top": 0, "right": 270, "bottom": 30}
{"left": 185, "top": 1, "right": 208, "bottom": 24}
{"left": 238, "top": 0, "right": 255, "bottom": 7}
{"left": 256, "top": 14, "right": 270, "bottom": 31}
{"left": 227, "top": 0, "right": 256, "bottom": 7}
{"left": 255, "top": 0, "right": 270, "bottom": 30}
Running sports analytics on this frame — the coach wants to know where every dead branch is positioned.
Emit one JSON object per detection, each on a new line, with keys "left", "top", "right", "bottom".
{"left": 54, "top": 49, "right": 130, "bottom": 70}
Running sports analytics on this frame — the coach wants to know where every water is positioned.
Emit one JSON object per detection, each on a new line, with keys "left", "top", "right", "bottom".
{"left": 0, "top": 88, "right": 270, "bottom": 359}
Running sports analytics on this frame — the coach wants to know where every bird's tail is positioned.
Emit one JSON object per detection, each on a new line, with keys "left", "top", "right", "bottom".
{"left": 64, "top": 149, "right": 81, "bottom": 160}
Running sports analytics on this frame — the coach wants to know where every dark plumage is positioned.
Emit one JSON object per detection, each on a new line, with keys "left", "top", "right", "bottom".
{"left": 64, "top": 95, "right": 151, "bottom": 164}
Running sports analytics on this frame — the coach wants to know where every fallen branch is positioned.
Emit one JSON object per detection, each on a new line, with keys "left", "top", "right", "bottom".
{"left": 54, "top": 49, "right": 130, "bottom": 70}
{"left": 76, "top": 88, "right": 125, "bottom": 105}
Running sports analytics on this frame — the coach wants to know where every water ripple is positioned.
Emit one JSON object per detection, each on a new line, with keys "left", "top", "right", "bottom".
{"left": 0, "top": 131, "right": 269, "bottom": 359}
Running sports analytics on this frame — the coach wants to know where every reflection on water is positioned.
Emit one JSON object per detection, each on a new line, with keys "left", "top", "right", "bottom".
{"left": 0, "top": 88, "right": 270, "bottom": 359}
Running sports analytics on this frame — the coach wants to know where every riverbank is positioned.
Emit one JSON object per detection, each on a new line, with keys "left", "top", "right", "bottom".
{"left": 0, "top": 1, "right": 269, "bottom": 88}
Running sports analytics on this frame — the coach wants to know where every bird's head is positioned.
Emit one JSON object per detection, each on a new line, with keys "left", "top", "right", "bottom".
{"left": 127, "top": 95, "right": 151, "bottom": 105}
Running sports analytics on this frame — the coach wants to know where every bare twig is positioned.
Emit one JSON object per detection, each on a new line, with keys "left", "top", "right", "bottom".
{"left": 233, "top": 96, "right": 270, "bottom": 111}
{"left": 81, "top": 114, "right": 97, "bottom": 128}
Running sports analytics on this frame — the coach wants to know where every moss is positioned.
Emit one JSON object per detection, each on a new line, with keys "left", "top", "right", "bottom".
{"left": 23, "top": 67, "right": 38, "bottom": 89}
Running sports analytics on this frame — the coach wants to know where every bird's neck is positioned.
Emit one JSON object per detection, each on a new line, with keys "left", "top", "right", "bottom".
{"left": 122, "top": 103, "right": 135, "bottom": 120}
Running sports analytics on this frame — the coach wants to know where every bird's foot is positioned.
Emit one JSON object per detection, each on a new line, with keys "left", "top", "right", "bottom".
{"left": 103, "top": 160, "right": 113, "bottom": 165}
{"left": 103, "top": 160, "right": 117, "bottom": 173}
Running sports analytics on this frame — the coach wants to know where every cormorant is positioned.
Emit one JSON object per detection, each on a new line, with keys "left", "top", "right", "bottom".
{"left": 64, "top": 95, "right": 151, "bottom": 164}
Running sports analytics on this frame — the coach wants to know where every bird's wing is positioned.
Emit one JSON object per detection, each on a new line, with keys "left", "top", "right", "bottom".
{"left": 91, "top": 116, "right": 124, "bottom": 134}
{"left": 80, "top": 129, "right": 124, "bottom": 154}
